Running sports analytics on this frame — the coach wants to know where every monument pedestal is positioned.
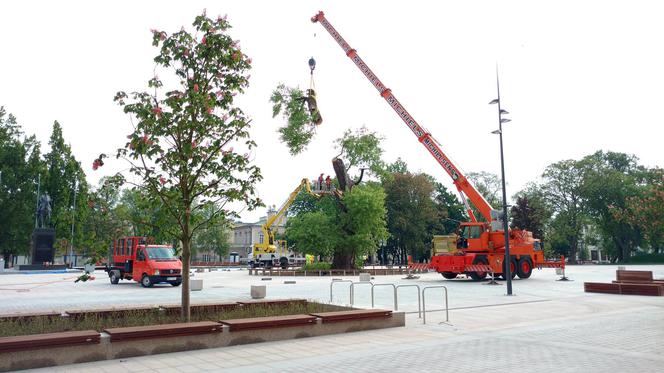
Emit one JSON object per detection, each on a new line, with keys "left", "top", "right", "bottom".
{"left": 30, "top": 228, "right": 56, "bottom": 265}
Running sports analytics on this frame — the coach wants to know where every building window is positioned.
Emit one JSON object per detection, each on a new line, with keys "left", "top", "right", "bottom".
{"left": 259, "top": 233, "right": 264, "bottom": 244}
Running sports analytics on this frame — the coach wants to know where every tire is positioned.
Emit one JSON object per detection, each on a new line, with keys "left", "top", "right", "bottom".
{"left": 442, "top": 272, "right": 457, "bottom": 279}
{"left": 503, "top": 257, "right": 517, "bottom": 279}
{"left": 109, "top": 271, "right": 120, "bottom": 285}
{"left": 516, "top": 257, "right": 533, "bottom": 279}
{"left": 468, "top": 257, "right": 488, "bottom": 281}
{"left": 140, "top": 274, "right": 153, "bottom": 288}
{"left": 170, "top": 281, "right": 182, "bottom": 287}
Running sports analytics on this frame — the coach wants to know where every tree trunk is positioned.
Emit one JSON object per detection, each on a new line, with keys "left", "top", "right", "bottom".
{"left": 181, "top": 235, "right": 191, "bottom": 322}
{"left": 332, "top": 251, "right": 354, "bottom": 269}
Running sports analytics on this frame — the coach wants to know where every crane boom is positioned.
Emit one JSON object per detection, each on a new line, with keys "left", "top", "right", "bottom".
{"left": 311, "top": 11, "right": 494, "bottom": 223}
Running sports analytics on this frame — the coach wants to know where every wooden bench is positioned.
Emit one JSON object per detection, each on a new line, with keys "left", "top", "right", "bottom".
{"left": 616, "top": 270, "right": 653, "bottom": 283}
{"left": 103, "top": 321, "right": 222, "bottom": 342}
{"left": 585, "top": 282, "right": 663, "bottom": 296}
{"left": 309, "top": 309, "right": 393, "bottom": 323}
{"left": 219, "top": 314, "right": 316, "bottom": 332}
{"left": 0, "top": 330, "right": 100, "bottom": 353}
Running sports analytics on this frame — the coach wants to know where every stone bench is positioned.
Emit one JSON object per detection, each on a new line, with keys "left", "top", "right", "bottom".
{"left": 309, "top": 309, "right": 393, "bottom": 323}
{"left": 219, "top": 314, "right": 316, "bottom": 331}
{"left": 103, "top": 321, "right": 222, "bottom": 342}
{"left": 0, "top": 330, "right": 100, "bottom": 353}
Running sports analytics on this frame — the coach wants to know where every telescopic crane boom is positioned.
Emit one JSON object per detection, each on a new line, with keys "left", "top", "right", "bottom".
{"left": 311, "top": 11, "right": 493, "bottom": 223}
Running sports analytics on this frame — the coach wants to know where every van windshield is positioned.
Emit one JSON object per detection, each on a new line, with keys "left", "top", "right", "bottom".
{"left": 147, "top": 246, "right": 176, "bottom": 260}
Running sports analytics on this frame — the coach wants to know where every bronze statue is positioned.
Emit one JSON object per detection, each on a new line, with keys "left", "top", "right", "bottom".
{"left": 37, "top": 193, "right": 52, "bottom": 228}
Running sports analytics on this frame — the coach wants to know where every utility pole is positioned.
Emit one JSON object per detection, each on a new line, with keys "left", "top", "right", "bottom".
{"left": 69, "top": 180, "right": 78, "bottom": 267}
{"left": 490, "top": 66, "right": 513, "bottom": 295}
{"left": 35, "top": 174, "right": 40, "bottom": 228}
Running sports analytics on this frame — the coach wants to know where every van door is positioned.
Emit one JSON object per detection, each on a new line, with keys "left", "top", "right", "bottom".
{"left": 133, "top": 248, "right": 148, "bottom": 281}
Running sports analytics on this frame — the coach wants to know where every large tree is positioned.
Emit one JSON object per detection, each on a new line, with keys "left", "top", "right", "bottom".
{"left": 467, "top": 171, "right": 502, "bottom": 220}
{"left": 43, "top": 121, "right": 88, "bottom": 260}
{"left": 383, "top": 172, "right": 440, "bottom": 263}
{"left": 510, "top": 182, "right": 551, "bottom": 240}
{"left": 612, "top": 168, "right": 663, "bottom": 253}
{"left": 542, "top": 159, "right": 587, "bottom": 263}
{"left": 285, "top": 183, "right": 388, "bottom": 269}
{"left": 579, "top": 151, "right": 644, "bottom": 262}
{"left": 0, "top": 108, "right": 42, "bottom": 266}
{"left": 108, "top": 12, "right": 261, "bottom": 320}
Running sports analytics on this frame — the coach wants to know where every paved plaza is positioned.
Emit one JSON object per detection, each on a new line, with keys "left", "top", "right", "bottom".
{"left": 1, "top": 265, "right": 663, "bottom": 372}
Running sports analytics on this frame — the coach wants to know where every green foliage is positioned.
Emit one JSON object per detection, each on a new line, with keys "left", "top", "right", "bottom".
{"left": 335, "top": 127, "right": 385, "bottom": 175}
{"left": 510, "top": 182, "right": 551, "bottom": 239}
{"left": 627, "top": 253, "right": 664, "bottom": 264}
{"left": 542, "top": 159, "right": 587, "bottom": 263}
{"left": 383, "top": 172, "right": 440, "bottom": 262}
{"left": 432, "top": 181, "right": 467, "bottom": 234}
{"left": 0, "top": 107, "right": 41, "bottom": 262}
{"left": 285, "top": 183, "right": 388, "bottom": 269}
{"left": 578, "top": 151, "right": 644, "bottom": 262}
{"left": 285, "top": 210, "right": 339, "bottom": 258}
{"left": 612, "top": 168, "right": 664, "bottom": 253}
{"left": 43, "top": 121, "right": 89, "bottom": 252}
{"left": 270, "top": 84, "right": 315, "bottom": 155}
{"left": 301, "top": 262, "right": 332, "bottom": 270}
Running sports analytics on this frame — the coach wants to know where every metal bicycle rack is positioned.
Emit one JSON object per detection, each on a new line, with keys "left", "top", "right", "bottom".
{"left": 330, "top": 279, "right": 353, "bottom": 303}
{"left": 370, "top": 283, "right": 397, "bottom": 310}
{"left": 422, "top": 285, "right": 449, "bottom": 324}
{"left": 396, "top": 284, "right": 421, "bottom": 318}
{"left": 350, "top": 281, "right": 373, "bottom": 306}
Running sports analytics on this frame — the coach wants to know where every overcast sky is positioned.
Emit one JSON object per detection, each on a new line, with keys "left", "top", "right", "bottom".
{"left": 1, "top": 0, "right": 662, "bottom": 223}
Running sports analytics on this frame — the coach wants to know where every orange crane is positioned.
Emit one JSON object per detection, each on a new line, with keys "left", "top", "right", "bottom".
{"left": 311, "top": 11, "right": 564, "bottom": 280}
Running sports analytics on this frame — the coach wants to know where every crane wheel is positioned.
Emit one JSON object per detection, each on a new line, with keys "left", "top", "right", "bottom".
{"left": 468, "top": 257, "right": 488, "bottom": 281}
{"left": 516, "top": 257, "right": 533, "bottom": 279}
{"left": 441, "top": 272, "right": 457, "bottom": 279}
{"left": 503, "top": 257, "right": 518, "bottom": 279}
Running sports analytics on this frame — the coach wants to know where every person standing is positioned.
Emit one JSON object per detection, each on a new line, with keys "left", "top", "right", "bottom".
{"left": 318, "top": 173, "right": 324, "bottom": 191}
{"left": 325, "top": 175, "right": 332, "bottom": 191}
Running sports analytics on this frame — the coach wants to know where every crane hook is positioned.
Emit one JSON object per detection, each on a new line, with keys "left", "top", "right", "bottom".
{"left": 308, "top": 57, "right": 316, "bottom": 75}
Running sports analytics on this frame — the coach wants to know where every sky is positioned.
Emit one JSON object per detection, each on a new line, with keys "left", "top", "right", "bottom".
{"left": 1, "top": 0, "right": 662, "bottom": 223}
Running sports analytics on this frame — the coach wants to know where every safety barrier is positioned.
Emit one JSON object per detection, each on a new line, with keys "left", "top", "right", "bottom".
{"left": 350, "top": 281, "right": 373, "bottom": 306}
{"left": 396, "top": 284, "right": 421, "bottom": 318}
{"left": 422, "top": 285, "right": 449, "bottom": 324}
{"left": 329, "top": 279, "right": 353, "bottom": 303}
{"left": 370, "top": 283, "right": 397, "bottom": 310}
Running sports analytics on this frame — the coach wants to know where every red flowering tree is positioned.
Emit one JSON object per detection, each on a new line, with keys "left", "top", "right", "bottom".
{"left": 110, "top": 12, "right": 262, "bottom": 320}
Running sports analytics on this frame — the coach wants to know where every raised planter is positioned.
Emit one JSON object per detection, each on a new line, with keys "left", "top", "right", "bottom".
{"left": 0, "top": 307, "right": 404, "bottom": 372}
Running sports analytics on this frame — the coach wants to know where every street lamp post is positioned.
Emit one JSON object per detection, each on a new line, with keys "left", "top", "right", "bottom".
{"left": 489, "top": 68, "right": 513, "bottom": 296}
{"left": 69, "top": 180, "right": 78, "bottom": 267}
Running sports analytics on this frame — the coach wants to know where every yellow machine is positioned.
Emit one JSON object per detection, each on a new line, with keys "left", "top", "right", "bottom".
{"left": 250, "top": 178, "right": 324, "bottom": 268}
{"left": 431, "top": 235, "right": 459, "bottom": 256}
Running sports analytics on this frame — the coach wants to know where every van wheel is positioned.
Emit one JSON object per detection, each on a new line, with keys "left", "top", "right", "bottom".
{"left": 109, "top": 271, "right": 120, "bottom": 285}
{"left": 140, "top": 274, "right": 153, "bottom": 288}
{"left": 170, "top": 281, "right": 182, "bottom": 287}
